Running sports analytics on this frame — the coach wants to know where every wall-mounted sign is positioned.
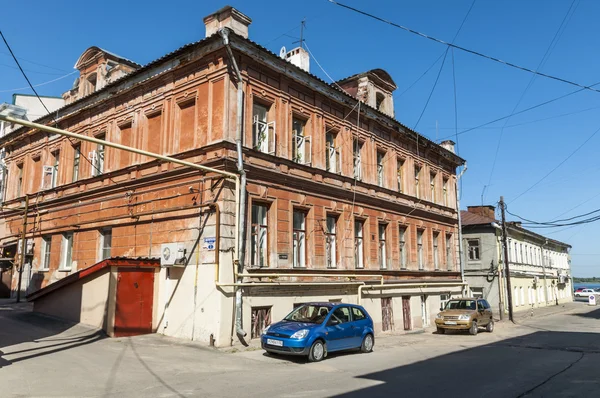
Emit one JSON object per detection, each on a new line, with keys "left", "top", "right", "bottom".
{"left": 203, "top": 237, "right": 216, "bottom": 251}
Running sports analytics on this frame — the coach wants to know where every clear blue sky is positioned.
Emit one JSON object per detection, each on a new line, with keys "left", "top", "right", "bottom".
{"left": 1, "top": 0, "right": 599, "bottom": 276}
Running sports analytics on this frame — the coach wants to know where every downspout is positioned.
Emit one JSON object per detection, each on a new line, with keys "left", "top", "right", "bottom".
{"left": 456, "top": 162, "right": 467, "bottom": 295}
{"left": 220, "top": 28, "right": 248, "bottom": 341}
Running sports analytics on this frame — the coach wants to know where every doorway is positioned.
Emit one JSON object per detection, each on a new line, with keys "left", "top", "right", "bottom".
{"left": 114, "top": 268, "right": 154, "bottom": 337}
{"left": 421, "top": 295, "right": 429, "bottom": 327}
{"left": 381, "top": 297, "right": 394, "bottom": 332}
{"left": 402, "top": 296, "right": 411, "bottom": 330}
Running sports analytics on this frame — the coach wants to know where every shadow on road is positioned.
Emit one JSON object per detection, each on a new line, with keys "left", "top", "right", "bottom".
{"left": 569, "top": 307, "right": 600, "bottom": 319}
{"left": 331, "top": 331, "right": 600, "bottom": 398}
{"left": 0, "top": 302, "right": 105, "bottom": 368}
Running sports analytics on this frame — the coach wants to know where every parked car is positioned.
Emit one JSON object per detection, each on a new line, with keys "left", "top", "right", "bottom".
{"left": 434, "top": 298, "right": 494, "bottom": 336}
{"left": 261, "top": 302, "right": 374, "bottom": 362}
{"left": 574, "top": 287, "right": 587, "bottom": 293}
{"left": 575, "top": 289, "right": 597, "bottom": 297}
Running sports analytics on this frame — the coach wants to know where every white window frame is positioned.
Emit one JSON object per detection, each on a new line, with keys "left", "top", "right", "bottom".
{"left": 353, "top": 139, "right": 362, "bottom": 181}
{"left": 72, "top": 145, "right": 80, "bottom": 182}
{"left": 443, "top": 177, "right": 448, "bottom": 206}
{"left": 468, "top": 239, "right": 480, "bottom": 261}
{"left": 293, "top": 210, "right": 306, "bottom": 268}
{"left": 379, "top": 224, "right": 387, "bottom": 269}
{"left": 377, "top": 151, "right": 385, "bottom": 187}
{"left": 60, "top": 233, "right": 73, "bottom": 271}
{"left": 399, "top": 226, "right": 407, "bottom": 269}
{"left": 414, "top": 165, "right": 421, "bottom": 199}
{"left": 417, "top": 229, "right": 424, "bottom": 270}
{"left": 98, "top": 228, "right": 112, "bottom": 261}
{"left": 252, "top": 103, "right": 276, "bottom": 154}
{"left": 292, "top": 118, "right": 311, "bottom": 165}
{"left": 355, "top": 220, "right": 364, "bottom": 269}
{"left": 397, "top": 159, "right": 404, "bottom": 193}
{"left": 251, "top": 204, "right": 268, "bottom": 267}
{"left": 325, "top": 131, "right": 340, "bottom": 174}
{"left": 433, "top": 232, "right": 439, "bottom": 270}
{"left": 326, "top": 215, "right": 337, "bottom": 268}
{"left": 446, "top": 234, "right": 453, "bottom": 270}
{"left": 51, "top": 151, "right": 59, "bottom": 188}
{"left": 41, "top": 236, "right": 52, "bottom": 271}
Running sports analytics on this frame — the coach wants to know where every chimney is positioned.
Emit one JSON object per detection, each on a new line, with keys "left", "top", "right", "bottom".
{"left": 440, "top": 140, "right": 455, "bottom": 154}
{"left": 203, "top": 6, "right": 252, "bottom": 39}
{"left": 467, "top": 205, "right": 496, "bottom": 220}
{"left": 283, "top": 47, "right": 310, "bottom": 73}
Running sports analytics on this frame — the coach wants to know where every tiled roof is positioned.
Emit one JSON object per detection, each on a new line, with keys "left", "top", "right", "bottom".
{"left": 461, "top": 210, "right": 497, "bottom": 226}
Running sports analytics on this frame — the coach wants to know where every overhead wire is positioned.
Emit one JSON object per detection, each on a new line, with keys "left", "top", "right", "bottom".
{"left": 327, "top": 0, "right": 600, "bottom": 94}
{"left": 0, "top": 70, "right": 77, "bottom": 93}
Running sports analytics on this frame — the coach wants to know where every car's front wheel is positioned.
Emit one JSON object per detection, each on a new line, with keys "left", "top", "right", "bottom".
{"left": 361, "top": 334, "right": 374, "bottom": 353}
{"left": 308, "top": 340, "right": 325, "bottom": 362}
{"left": 469, "top": 321, "right": 478, "bottom": 336}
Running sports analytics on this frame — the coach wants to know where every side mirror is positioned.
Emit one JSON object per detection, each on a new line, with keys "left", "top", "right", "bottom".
{"left": 440, "top": 305, "right": 444, "bottom": 311}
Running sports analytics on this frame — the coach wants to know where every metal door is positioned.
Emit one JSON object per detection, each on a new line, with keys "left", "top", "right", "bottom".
{"left": 381, "top": 297, "right": 394, "bottom": 332}
{"left": 114, "top": 268, "right": 154, "bottom": 337}
{"left": 402, "top": 296, "right": 411, "bottom": 330}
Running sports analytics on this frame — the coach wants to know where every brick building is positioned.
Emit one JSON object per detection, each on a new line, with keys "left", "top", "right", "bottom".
{"left": 0, "top": 6, "right": 465, "bottom": 346}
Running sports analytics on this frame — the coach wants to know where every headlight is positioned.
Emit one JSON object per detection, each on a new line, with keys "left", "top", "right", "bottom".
{"left": 262, "top": 325, "right": 271, "bottom": 335}
{"left": 436, "top": 313, "right": 443, "bottom": 319}
{"left": 458, "top": 314, "right": 471, "bottom": 321}
{"left": 290, "top": 329, "right": 309, "bottom": 339}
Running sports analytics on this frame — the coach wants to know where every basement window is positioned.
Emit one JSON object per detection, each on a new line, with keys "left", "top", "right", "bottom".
{"left": 251, "top": 306, "right": 271, "bottom": 339}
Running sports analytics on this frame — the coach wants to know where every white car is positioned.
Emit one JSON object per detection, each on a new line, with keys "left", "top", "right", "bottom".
{"left": 575, "top": 289, "right": 597, "bottom": 297}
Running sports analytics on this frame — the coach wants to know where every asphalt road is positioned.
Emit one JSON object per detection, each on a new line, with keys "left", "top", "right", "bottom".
{"left": 1, "top": 301, "right": 599, "bottom": 397}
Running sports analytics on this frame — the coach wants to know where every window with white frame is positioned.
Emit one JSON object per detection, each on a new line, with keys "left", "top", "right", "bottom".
{"left": 251, "top": 204, "right": 268, "bottom": 267}
{"left": 60, "top": 233, "right": 73, "bottom": 270}
{"left": 446, "top": 234, "right": 453, "bottom": 270}
{"left": 397, "top": 159, "right": 404, "bottom": 193}
{"left": 51, "top": 151, "right": 59, "bottom": 188}
{"left": 468, "top": 239, "right": 480, "bottom": 261}
{"left": 417, "top": 229, "right": 424, "bottom": 270}
{"left": 354, "top": 220, "right": 364, "bottom": 269}
{"left": 377, "top": 151, "right": 385, "bottom": 187}
{"left": 443, "top": 177, "right": 448, "bottom": 206}
{"left": 353, "top": 139, "right": 362, "bottom": 181}
{"left": 72, "top": 144, "right": 80, "bottom": 182}
{"left": 292, "top": 118, "right": 310, "bottom": 165}
{"left": 41, "top": 236, "right": 52, "bottom": 270}
{"left": 252, "top": 103, "right": 275, "bottom": 154}
{"left": 17, "top": 163, "right": 23, "bottom": 197}
{"left": 90, "top": 134, "right": 105, "bottom": 177}
{"left": 430, "top": 173, "right": 436, "bottom": 202}
{"left": 433, "top": 232, "right": 439, "bottom": 270}
{"left": 399, "top": 226, "right": 407, "bottom": 269}
{"left": 99, "top": 228, "right": 112, "bottom": 261}
{"left": 414, "top": 165, "right": 421, "bottom": 199}
{"left": 293, "top": 210, "right": 306, "bottom": 268}
{"left": 326, "top": 215, "right": 337, "bottom": 268}
{"left": 325, "top": 131, "right": 340, "bottom": 173}
{"left": 379, "top": 224, "right": 387, "bottom": 269}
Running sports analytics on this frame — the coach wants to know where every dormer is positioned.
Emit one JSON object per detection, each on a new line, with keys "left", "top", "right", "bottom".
{"left": 63, "top": 47, "right": 140, "bottom": 104}
{"left": 336, "top": 69, "right": 397, "bottom": 118}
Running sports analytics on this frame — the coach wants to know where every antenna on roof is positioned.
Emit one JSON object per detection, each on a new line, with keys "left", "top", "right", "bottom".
{"left": 292, "top": 18, "right": 307, "bottom": 49}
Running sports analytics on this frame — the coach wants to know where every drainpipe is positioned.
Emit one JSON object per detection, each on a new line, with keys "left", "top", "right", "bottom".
{"left": 456, "top": 162, "right": 467, "bottom": 295}
{"left": 220, "top": 28, "right": 248, "bottom": 341}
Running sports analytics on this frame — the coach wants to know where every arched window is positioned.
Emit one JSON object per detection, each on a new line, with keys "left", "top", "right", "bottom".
{"left": 375, "top": 92, "right": 385, "bottom": 111}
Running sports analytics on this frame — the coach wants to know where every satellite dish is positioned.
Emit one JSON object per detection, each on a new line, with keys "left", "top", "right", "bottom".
{"left": 279, "top": 46, "right": 287, "bottom": 59}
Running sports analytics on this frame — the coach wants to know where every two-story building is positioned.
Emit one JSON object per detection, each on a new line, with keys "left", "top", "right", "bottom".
{"left": 462, "top": 205, "right": 572, "bottom": 315}
{"left": 0, "top": 6, "right": 465, "bottom": 346}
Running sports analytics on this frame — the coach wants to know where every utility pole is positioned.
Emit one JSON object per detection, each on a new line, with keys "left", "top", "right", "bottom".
{"left": 541, "top": 239, "right": 549, "bottom": 305}
{"left": 16, "top": 194, "right": 29, "bottom": 303}
{"left": 499, "top": 196, "right": 514, "bottom": 322}
{"left": 496, "top": 233, "right": 504, "bottom": 321}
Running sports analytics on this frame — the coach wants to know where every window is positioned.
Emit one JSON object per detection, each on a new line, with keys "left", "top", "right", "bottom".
{"left": 352, "top": 306, "right": 367, "bottom": 321}
{"left": 379, "top": 224, "right": 387, "bottom": 269}
{"left": 293, "top": 210, "right": 306, "bottom": 268}
{"left": 252, "top": 103, "right": 275, "bottom": 154}
{"left": 292, "top": 118, "right": 310, "bottom": 165}
{"left": 433, "top": 232, "right": 439, "bottom": 270}
{"left": 377, "top": 151, "right": 385, "bottom": 187}
{"left": 72, "top": 145, "right": 80, "bottom": 182}
{"left": 468, "top": 239, "right": 480, "bottom": 261}
{"left": 375, "top": 92, "right": 385, "bottom": 111}
{"left": 60, "top": 233, "right": 73, "bottom": 270}
{"left": 330, "top": 306, "right": 351, "bottom": 324}
{"left": 99, "top": 229, "right": 112, "bottom": 261}
{"left": 514, "top": 242, "right": 518, "bottom": 263}
{"left": 417, "top": 229, "right": 424, "bottom": 270}
{"left": 251, "top": 306, "right": 271, "bottom": 339}
{"left": 251, "top": 204, "right": 268, "bottom": 267}
{"left": 520, "top": 244, "right": 524, "bottom": 263}
{"left": 353, "top": 139, "right": 362, "bottom": 181}
{"left": 414, "top": 165, "right": 421, "bottom": 199}
{"left": 430, "top": 173, "right": 436, "bottom": 202}
{"left": 325, "top": 131, "right": 340, "bottom": 173}
{"left": 354, "top": 220, "right": 364, "bottom": 269}
{"left": 399, "top": 226, "right": 407, "bottom": 269}
{"left": 17, "top": 163, "right": 23, "bottom": 197}
{"left": 397, "top": 159, "right": 404, "bottom": 193}
{"left": 51, "top": 151, "right": 59, "bottom": 188}
{"left": 41, "top": 236, "right": 52, "bottom": 270}
{"left": 446, "top": 234, "right": 453, "bottom": 270}
{"left": 443, "top": 177, "right": 448, "bottom": 206}
{"left": 325, "top": 215, "right": 337, "bottom": 268}
{"left": 94, "top": 134, "right": 105, "bottom": 176}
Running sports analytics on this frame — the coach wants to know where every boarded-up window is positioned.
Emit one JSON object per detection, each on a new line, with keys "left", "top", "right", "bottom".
{"left": 147, "top": 112, "right": 162, "bottom": 156}
{"left": 381, "top": 297, "right": 394, "bottom": 332}
{"left": 178, "top": 99, "right": 196, "bottom": 152}
{"left": 119, "top": 123, "right": 132, "bottom": 168}
{"left": 251, "top": 306, "right": 271, "bottom": 339}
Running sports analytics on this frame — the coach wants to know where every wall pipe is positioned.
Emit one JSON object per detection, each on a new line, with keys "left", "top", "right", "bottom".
{"left": 220, "top": 28, "right": 248, "bottom": 341}
{"left": 358, "top": 282, "right": 467, "bottom": 305}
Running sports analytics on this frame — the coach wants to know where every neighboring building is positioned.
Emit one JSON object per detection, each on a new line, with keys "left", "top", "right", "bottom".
{"left": 0, "top": 6, "right": 465, "bottom": 346}
{"left": 461, "top": 205, "right": 572, "bottom": 315}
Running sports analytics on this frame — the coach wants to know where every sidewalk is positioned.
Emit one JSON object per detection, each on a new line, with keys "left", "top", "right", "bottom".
{"left": 511, "top": 301, "right": 582, "bottom": 322}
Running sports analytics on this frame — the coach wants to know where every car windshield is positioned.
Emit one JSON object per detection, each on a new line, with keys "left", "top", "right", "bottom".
{"left": 444, "top": 300, "right": 477, "bottom": 310}
{"left": 284, "top": 304, "right": 331, "bottom": 324}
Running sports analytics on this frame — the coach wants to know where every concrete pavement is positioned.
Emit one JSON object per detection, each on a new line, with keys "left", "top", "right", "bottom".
{"left": 1, "top": 300, "right": 599, "bottom": 397}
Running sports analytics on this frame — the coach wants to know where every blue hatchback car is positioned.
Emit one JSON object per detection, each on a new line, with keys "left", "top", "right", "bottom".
{"left": 261, "top": 302, "right": 375, "bottom": 362}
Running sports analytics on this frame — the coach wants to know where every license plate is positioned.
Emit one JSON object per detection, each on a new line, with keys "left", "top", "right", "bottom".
{"left": 445, "top": 321, "right": 457, "bottom": 325}
{"left": 267, "top": 338, "right": 283, "bottom": 347}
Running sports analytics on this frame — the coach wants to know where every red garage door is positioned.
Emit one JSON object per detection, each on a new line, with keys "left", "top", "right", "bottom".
{"left": 114, "top": 268, "right": 154, "bottom": 337}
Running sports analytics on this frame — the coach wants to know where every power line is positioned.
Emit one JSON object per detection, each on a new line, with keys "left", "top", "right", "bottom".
{"left": 327, "top": 0, "right": 600, "bottom": 94}
{"left": 485, "top": 0, "right": 579, "bottom": 201}
{"left": 0, "top": 70, "right": 77, "bottom": 93}
{"left": 0, "top": 51, "right": 70, "bottom": 73}
{"left": 0, "top": 62, "right": 65, "bottom": 76}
